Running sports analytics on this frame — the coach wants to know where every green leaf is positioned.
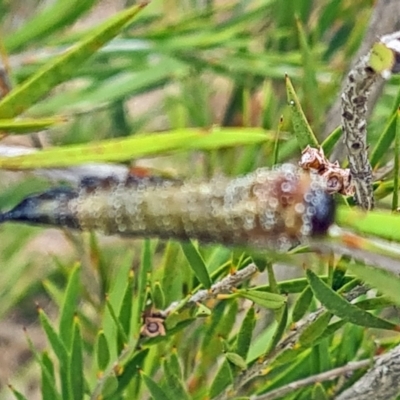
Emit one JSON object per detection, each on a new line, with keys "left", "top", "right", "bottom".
{"left": 38, "top": 308, "right": 70, "bottom": 400}
{"left": 70, "top": 318, "right": 84, "bottom": 400}
{"left": 38, "top": 308, "right": 69, "bottom": 367}
{"left": 8, "top": 385, "right": 29, "bottom": 400}
{"left": 59, "top": 263, "right": 80, "bottom": 349}
{"left": 195, "top": 303, "right": 212, "bottom": 317}
{"left": 168, "top": 349, "right": 183, "bottom": 380}
{"left": 4, "top": 0, "right": 98, "bottom": 53}
{"left": 369, "top": 42, "right": 395, "bottom": 74}
{"left": 131, "top": 239, "right": 153, "bottom": 337}
{"left": 292, "top": 286, "right": 313, "bottom": 322}
{"left": 0, "top": 3, "right": 148, "bottom": 119}
{"left": 115, "top": 349, "right": 149, "bottom": 395}
{"left": 41, "top": 352, "right": 60, "bottom": 400}
{"left": 0, "top": 128, "right": 271, "bottom": 169}
{"left": 307, "top": 269, "right": 398, "bottom": 330}
{"left": 0, "top": 117, "right": 67, "bottom": 132}
{"left": 312, "top": 382, "right": 328, "bottom": 400}
{"left": 225, "top": 352, "right": 247, "bottom": 370}
{"left": 105, "top": 298, "right": 129, "bottom": 346}
{"left": 181, "top": 240, "right": 212, "bottom": 289}
{"left": 101, "top": 373, "right": 119, "bottom": 398}
{"left": 393, "top": 109, "right": 400, "bottom": 210}
{"left": 24, "top": 330, "right": 61, "bottom": 400}
{"left": 285, "top": 74, "right": 319, "bottom": 149}
{"left": 117, "top": 270, "right": 134, "bottom": 352}
{"left": 236, "top": 289, "right": 286, "bottom": 310}
{"left": 370, "top": 109, "right": 397, "bottom": 168}
{"left": 162, "top": 358, "right": 191, "bottom": 400}
{"left": 335, "top": 206, "right": 400, "bottom": 242}
{"left": 96, "top": 330, "right": 110, "bottom": 372}
{"left": 265, "top": 303, "right": 289, "bottom": 356}
{"left": 208, "top": 358, "right": 233, "bottom": 398}
{"left": 235, "top": 306, "right": 256, "bottom": 358}
{"left": 349, "top": 262, "right": 400, "bottom": 307}
{"left": 299, "top": 312, "right": 332, "bottom": 347}
{"left": 296, "top": 17, "right": 321, "bottom": 127}
{"left": 141, "top": 372, "right": 173, "bottom": 400}
{"left": 152, "top": 281, "right": 166, "bottom": 309}
{"left": 321, "top": 126, "right": 342, "bottom": 156}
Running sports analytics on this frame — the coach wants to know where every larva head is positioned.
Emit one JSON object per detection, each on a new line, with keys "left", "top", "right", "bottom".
{"left": 250, "top": 165, "right": 335, "bottom": 246}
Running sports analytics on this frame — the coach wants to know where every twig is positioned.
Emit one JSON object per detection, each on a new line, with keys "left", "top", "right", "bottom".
{"left": 214, "top": 285, "right": 368, "bottom": 400}
{"left": 91, "top": 263, "right": 259, "bottom": 398}
{"left": 250, "top": 358, "right": 373, "bottom": 400}
{"left": 341, "top": 53, "right": 376, "bottom": 210}
{"left": 336, "top": 344, "right": 400, "bottom": 400}
{"left": 324, "top": 0, "right": 400, "bottom": 150}
{"left": 341, "top": 30, "right": 400, "bottom": 210}
{"left": 161, "top": 262, "right": 259, "bottom": 316}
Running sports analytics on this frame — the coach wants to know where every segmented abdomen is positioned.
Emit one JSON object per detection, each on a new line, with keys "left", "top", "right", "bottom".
{"left": 0, "top": 164, "right": 335, "bottom": 251}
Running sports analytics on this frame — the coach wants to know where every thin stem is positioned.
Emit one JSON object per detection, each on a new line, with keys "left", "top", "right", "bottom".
{"left": 250, "top": 358, "right": 373, "bottom": 400}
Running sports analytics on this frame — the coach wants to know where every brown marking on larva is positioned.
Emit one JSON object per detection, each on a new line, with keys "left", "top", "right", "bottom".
{"left": 0, "top": 165, "right": 335, "bottom": 251}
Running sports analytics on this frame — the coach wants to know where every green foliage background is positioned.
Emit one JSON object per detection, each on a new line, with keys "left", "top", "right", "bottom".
{"left": 1, "top": 0, "right": 400, "bottom": 399}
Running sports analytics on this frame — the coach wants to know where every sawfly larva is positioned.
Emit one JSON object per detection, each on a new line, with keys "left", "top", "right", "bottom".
{"left": 0, "top": 164, "right": 335, "bottom": 251}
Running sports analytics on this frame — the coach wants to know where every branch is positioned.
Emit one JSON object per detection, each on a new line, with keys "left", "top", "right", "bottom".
{"left": 341, "top": 30, "right": 400, "bottom": 210}
{"left": 92, "top": 263, "right": 259, "bottom": 397}
{"left": 324, "top": 0, "right": 400, "bottom": 149}
{"left": 336, "top": 344, "right": 400, "bottom": 400}
{"left": 214, "top": 285, "right": 369, "bottom": 400}
{"left": 161, "top": 262, "right": 259, "bottom": 316}
{"left": 250, "top": 358, "right": 373, "bottom": 400}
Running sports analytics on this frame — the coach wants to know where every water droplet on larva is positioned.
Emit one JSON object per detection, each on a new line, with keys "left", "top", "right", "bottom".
{"left": 294, "top": 203, "right": 305, "bottom": 214}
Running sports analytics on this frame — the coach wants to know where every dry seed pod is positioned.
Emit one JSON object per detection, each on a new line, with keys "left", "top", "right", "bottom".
{"left": 0, "top": 164, "right": 335, "bottom": 251}
{"left": 300, "top": 146, "right": 354, "bottom": 196}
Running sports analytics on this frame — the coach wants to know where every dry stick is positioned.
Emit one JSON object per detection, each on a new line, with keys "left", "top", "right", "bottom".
{"left": 250, "top": 358, "right": 373, "bottom": 400}
{"left": 341, "top": 55, "right": 376, "bottom": 210}
{"left": 342, "top": 31, "right": 400, "bottom": 210}
{"left": 161, "top": 262, "right": 259, "bottom": 317}
{"left": 214, "top": 285, "right": 369, "bottom": 400}
{"left": 324, "top": 0, "right": 400, "bottom": 153}
{"left": 336, "top": 344, "right": 400, "bottom": 400}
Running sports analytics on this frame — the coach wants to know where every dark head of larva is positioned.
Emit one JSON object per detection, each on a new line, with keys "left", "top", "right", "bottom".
{"left": 304, "top": 186, "right": 335, "bottom": 235}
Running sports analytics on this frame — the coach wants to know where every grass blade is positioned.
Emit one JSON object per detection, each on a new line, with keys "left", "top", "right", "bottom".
{"left": 70, "top": 317, "right": 84, "bottom": 400}
{"left": 235, "top": 289, "right": 285, "bottom": 310}
{"left": 4, "top": 0, "right": 97, "bottom": 53}
{"left": 181, "top": 240, "right": 212, "bottom": 289}
{"left": 285, "top": 74, "right": 319, "bottom": 149}
{"left": 307, "top": 269, "right": 398, "bottom": 330}
{"left": 0, "top": 3, "right": 148, "bottom": 118}
{"left": 0, "top": 117, "right": 66, "bottom": 132}
{"left": 0, "top": 128, "right": 270, "bottom": 169}
{"left": 95, "top": 330, "right": 110, "bottom": 373}
{"left": 59, "top": 263, "right": 80, "bottom": 349}
{"left": 141, "top": 372, "right": 173, "bottom": 400}
{"left": 393, "top": 108, "right": 400, "bottom": 210}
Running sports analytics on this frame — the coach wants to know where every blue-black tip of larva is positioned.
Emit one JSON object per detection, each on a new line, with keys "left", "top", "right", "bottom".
{"left": 0, "top": 187, "right": 79, "bottom": 228}
{"left": 306, "top": 188, "right": 336, "bottom": 236}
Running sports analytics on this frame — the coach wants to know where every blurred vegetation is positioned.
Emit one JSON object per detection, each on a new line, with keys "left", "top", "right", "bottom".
{"left": 1, "top": 0, "right": 400, "bottom": 399}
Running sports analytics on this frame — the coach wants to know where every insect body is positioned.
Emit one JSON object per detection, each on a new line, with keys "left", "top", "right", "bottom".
{"left": 0, "top": 164, "right": 334, "bottom": 250}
